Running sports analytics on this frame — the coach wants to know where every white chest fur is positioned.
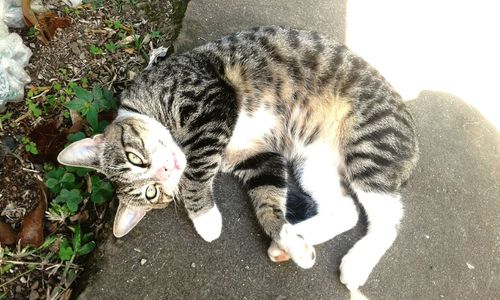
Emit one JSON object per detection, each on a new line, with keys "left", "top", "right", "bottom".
{"left": 226, "top": 106, "right": 278, "bottom": 152}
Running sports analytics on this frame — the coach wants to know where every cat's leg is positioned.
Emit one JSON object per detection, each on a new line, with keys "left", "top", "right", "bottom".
{"left": 267, "top": 143, "right": 359, "bottom": 261}
{"left": 231, "top": 152, "right": 316, "bottom": 269}
{"left": 339, "top": 190, "right": 403, "bottom": 291}
{"left": 293, "top": 143, "right": 359, "bottom": 244}
{"left": 179, "top": 156, "right": 223, "bottom": 242}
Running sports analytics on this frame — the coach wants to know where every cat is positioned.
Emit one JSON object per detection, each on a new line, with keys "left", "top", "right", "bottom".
{"left": 57, "top": 26, "right": 418, "bottom": 292}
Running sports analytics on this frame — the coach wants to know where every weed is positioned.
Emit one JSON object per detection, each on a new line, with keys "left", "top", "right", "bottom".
{"left": 0, "top": 112, "right": 12, "bottom": 130}
{"left": 105, "top": 42, "right": 117, "bottom": 53}
{"left": 113, "top": 20, "right": 122, "bottom": 30}
{"left": 89, "top": 45, "right": 104, "bottom": 55}
{"left": 150, "top": 30, "right": 161, "bottom": 39}
{"left": 64, "top": 84, "right": 116, "bottom": 130}
{"left": 27, "top": 27, "right": 37, "bottom": 38}
{"left": 21, "top": 137, "right": 39, "bottom": 155}
{"left": 26, "top": 97, "right": 42, "bottom": 117}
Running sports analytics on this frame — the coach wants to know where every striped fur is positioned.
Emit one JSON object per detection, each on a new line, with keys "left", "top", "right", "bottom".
{"left": 58, "top": 26, "right": 418, "bottom": 290}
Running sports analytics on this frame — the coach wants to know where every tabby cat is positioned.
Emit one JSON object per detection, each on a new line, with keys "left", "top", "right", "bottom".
{"left": 58, "top": 26, "right": 418, "bottom": 292}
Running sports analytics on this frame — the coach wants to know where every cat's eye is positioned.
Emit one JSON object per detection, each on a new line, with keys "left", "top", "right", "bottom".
{"left": 145, "top": 185, "right": 158, "bottom": 201}
{"left": 126, "top": 152, "right": 144, "bottom": 167}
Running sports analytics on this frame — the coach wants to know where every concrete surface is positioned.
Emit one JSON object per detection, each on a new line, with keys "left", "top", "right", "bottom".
{"left": 78, "top": 1, "right": 500, "bottom": 299}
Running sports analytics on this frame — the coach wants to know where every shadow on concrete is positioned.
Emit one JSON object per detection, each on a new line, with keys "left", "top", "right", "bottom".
{"left": 78, "top": 89, "right": 499, "bottom": 299}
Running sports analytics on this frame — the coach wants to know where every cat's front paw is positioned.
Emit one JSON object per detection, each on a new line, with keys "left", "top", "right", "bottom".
{"left": 276, "top": 224, "right": 316, "bottom": 269}
{"left": 191, "top": 205, "right": 222, "bottom": 242}
{"left": 267, "top": 241, "right": 291, "bottom": 263}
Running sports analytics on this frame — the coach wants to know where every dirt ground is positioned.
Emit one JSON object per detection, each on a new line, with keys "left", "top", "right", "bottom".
{"left": 0, "top": 1, "right": 187, "bottom": 299}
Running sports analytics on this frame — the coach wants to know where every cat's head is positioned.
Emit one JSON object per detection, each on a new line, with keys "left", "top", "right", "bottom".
{"left": 57, "top": 112, "right": 186, "bottom": 238}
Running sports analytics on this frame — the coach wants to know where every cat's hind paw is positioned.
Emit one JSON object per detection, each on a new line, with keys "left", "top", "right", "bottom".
{"left": 276, "top": 224, "right": 316, "bottom": 269}
{"left": 339, "top": 250, "right": 372, "bottom": 291}
{"left": 191, "top": 205, "right": 222, "bottom": 242}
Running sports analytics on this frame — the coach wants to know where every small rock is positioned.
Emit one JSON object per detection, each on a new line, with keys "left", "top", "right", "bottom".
{"left": 133, "top": 248, "right": 142, "bottom": 253}
{"left": 70, "top": 42, "right": 80, "bottom": 56}
{"left": 20, "top": 276, "right": 27, "bottom": 283}
{"left": 31, "top": 280, "right": 39, "bottom": 290}
{"left": 29, "top": 290, "right": 39, "bottom": 300}
{"left": 191, "top": 262, "right": 196, "bottom": 268}
{"left": 245, "top": 265, "right": 250, "bottom": 270}
{"left": 140, "top": 258, "right": 147, "bottom": 265}
{"left": 128, "top": 70, "right": 137, "bottom": 80}
{"left": 466, "top": 262, "right": 475, "bottom": 269}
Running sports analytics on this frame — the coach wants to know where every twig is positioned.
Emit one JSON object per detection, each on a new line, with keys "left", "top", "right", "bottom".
{"left": 0, "top": 260, "right": 80, "bottom": 269}
{"left": 0, "top": 268, "right": 33, "bottom": 289}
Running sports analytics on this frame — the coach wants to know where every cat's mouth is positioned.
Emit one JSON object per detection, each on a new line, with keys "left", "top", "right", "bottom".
{"left": 113, "top": 202, "right": 151, "bottom": 237}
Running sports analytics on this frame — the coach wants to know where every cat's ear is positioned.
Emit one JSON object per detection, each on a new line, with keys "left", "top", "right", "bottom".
{"left": 57, "top": 134, "right": 104, "bottom": 170}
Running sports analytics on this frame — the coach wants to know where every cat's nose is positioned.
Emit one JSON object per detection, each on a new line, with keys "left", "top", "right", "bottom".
{"left": 155, "top": 167, "right": 170, "bottom": 181}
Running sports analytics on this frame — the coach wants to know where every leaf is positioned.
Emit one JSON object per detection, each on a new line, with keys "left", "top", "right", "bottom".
{"left": 29, "top": 121, "right": 67, "bottom": 163}
{"left": 61, "top": 173, "right": 75, "bottom": 184}
{"left": 65, "top": 97, "right": 87, "bottom": 112}
{"left": 38, "top": 235, "right": 58, "bottom": 250}
{"left": 67, "top": 131, "right": 86, "bottom": 142}
{"left": 86, "top": 103, "right": 99, "bottom": 130}
{"left": 18, "top": 182, "right": 47, "bottom": 248}
{"left": 59, "top": 244, "right": 73, "bottom": 261}
{"left": 102, "top": 88, "right": 117, "bottom": 110}
{"left": 72, "top": 225, "right": 81, "bottom": 250}
{"left": 92, "top": 84, "right": 103, "bottom": 102}
{"left": 65, "top": 166, "right": 91, "bottom": 177}
{"left": 82, "top": 232, "right": 93, "bottom": 244}
{"left": 47, "top": 168, "right": 65, "bottom": 180}
{"left": 73, "top": 86, "right": 93, "bottom": 102}
{"left": 45, "top": 178, "right": 59, "bottom": 191}
{"left": 76, "top": 241, "right": 95, "bottom": 256}
{"left": 55, "top": 189, "right": 82, "bottom": 213}
{"left": 92, "top": 120, "right": 109, "bottom": 134}
{"left": 0, "top": 222, "right": 17, "bottom": 246}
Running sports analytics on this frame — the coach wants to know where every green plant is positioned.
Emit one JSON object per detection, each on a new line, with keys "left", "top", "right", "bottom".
{"left": 27, "top": 27, "right": 37, "bottom": 38}
{"left": 89, "top": 45, "right": 104, "bottom": 55}
{"left": 26, "top": 98, "right": 42, "bottom": 117}
{"left": 21, "top": 137, "right": 39, "bottom": 155}
{"left": 67, "top": 131, "right": 86, "bottom": 142}
{"left": 0, "top": 112, "right": 12, "bottom": 129}
{"left": 64, "top": 84, "right": 116, "bottom": 130}
{"left": 113, "top": 20, "right": 122, "bottom": 30}
{"left": 59, "top": 225, "right": 95, "bottom": 261}
{"left": 150, "top": 30, "right": 161, "bottom": 39}
{"left": 46, "top": 202, "right": 72, "bottom": 223}
{"left": 54, "top": 189, "right": 83, "bottom": 213}
{"left": 90, "top": 176, "right": 114, "bottom": 204}
{"left": 105, "top": 42, "right": 117, "bottom": 53}
{"left": 45, "top": 167, "right": 79, "bottom": 194}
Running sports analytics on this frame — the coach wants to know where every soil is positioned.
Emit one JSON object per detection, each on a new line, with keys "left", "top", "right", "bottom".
{"left": 0, "top": 0, "right": 188, "bottom": 298}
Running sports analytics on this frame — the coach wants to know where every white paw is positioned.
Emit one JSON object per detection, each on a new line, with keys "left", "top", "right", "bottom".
{"left": 276, "top": 224, "right": 316, "bottom": 269}
{"left": 339, "top": 251, "right": 372, "bottom": 291}
{"left": 191, "top": 205, "right": 222, "bottom": 242}
{"left": 267, "top": 241, "right": 291, "bottom": 263}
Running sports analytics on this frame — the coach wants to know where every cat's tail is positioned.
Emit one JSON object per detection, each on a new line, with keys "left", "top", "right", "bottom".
{"left": 285, "top": 174, "right": 318, "bottom": 224}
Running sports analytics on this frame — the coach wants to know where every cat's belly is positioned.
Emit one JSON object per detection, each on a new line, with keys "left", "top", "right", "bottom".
{"left": 222, "top": 105, "right": 278, "bottom": 170}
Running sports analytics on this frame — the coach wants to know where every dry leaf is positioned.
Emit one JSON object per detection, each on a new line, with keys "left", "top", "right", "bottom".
{"left": 18, "top": 181, "right": 47, "bottom": 247}
{"left": 124, "top": 48, "right": 135, "bottom": 54}
{"left": 67, "top": 111, "right": 86, "bottom": 134}
{"left": 37, "top": 11, "right": 71, "bottom": 40}
{"left": 29, "top": 121, "right": 67, "bottom": 163}
{"left": 69, "top": 210, "right": 89, "bottom": 223}
{"left": 0, "top": 222, "right": 17, "bottom": 246}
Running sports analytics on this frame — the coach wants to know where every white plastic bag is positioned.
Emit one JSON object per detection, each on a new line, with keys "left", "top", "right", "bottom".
{"left": 0, "top": 1, "right": 33, "bottom": 112}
